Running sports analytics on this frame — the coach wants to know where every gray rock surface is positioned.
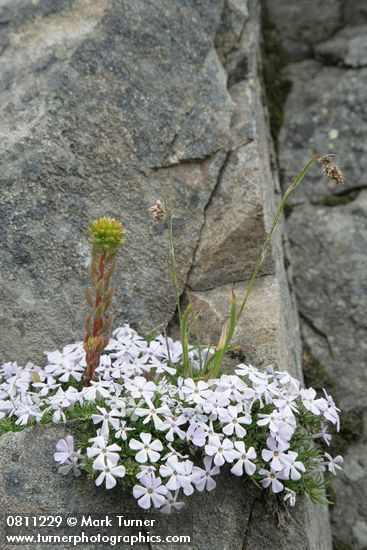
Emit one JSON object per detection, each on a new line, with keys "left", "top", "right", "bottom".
{"left": 190, "top": 276, "right": 297, "bottom": 374}
{"left": 287, "top": 195, "right": 367, "bottom": 550}
{"left": 278, "top": 60, "right": 367, "bottom": 203}
{"left": 265, "top": 0, "right": 342, "bottom": 61}
{"left": 0, "top": 0, "right": 333, "bottom": 548}
{"left": 267, "top": 2, "right": 367, "bottom": 548}
{"left": 188, "top": 80, "right": 275, "bottom": 290}
{"left": 0, "top": 0, "right": 232, "bottom": 364}
{"left": 0, "top": 423, "right": 330, "bottom": 550}
{"left": 315, "top": 26, "right": 367, "bottom": 68}
{"left": 288, "top": 197, "right": 367, "bottom": 412}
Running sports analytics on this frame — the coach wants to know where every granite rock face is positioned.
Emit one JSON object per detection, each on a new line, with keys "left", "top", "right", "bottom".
{"left": 266, "top": 2, "right": 367, "bottom": 548}
{"left": 188, "top": 81, "right": 276, "bottom": 291}
{"left": 265, "top": 0, "right": 342, "bottom": 62}
{"left": 0, "top": 0, "right": 233, "bottom": 364}
{"left": 0, "top": 0, "right": 333, "bottom": 549}
{"left": 277, "top": 60, "right": 367, "bottom": 204}
{"left": 315, "top": 25, "right": 367, "bottom": 68}
{"left": 0, "top": 422, "right": 330, "bottom": 550}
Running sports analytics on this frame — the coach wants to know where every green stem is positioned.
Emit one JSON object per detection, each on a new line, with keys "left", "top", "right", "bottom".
{"left": 208, "top": 155, "right": 318, "bottom": 377}
{"left": 163, "top": 194, "right": 182, "bottom": 323}
{"left": 235, "top": 155, "right": 317, "bottom": 324}
{"left": 186, "top": 289, "right": 204, "bottom": 372}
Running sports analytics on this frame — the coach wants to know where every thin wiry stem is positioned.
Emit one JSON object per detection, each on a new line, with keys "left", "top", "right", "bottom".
{"left": 205, "top": 155, "right": 318, "bottom": 377}
{"left": 236, "top": 155, "right": 317, "bottom": 323}
{"left": 163, "top": 194, "right": 182, "bottom": 324}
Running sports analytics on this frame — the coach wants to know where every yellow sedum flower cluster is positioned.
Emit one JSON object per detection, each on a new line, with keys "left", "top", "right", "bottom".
{"left": 88, "top": 217, "right": 126, "bottom": 251}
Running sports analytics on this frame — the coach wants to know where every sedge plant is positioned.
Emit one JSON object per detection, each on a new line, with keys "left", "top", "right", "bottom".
{"left": 161, "top": 154, "right": 344, "bottom": 380}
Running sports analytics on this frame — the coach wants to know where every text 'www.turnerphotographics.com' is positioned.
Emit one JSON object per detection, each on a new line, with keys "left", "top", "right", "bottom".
{"left": 4, "top": 513, "right": 193, "bottom": 546}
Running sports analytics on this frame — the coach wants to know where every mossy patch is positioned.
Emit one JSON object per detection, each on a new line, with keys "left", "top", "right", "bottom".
{"left": 332, "top": 536, "right": 354, "bottom": 550}
{"left": 302, "top": 343, "right": 364, "bottom": 455}
{"left": 332, "top": 408, "right": 365, "bottom": 456}
{"left": 302, "top": 343, "right": 337, "bottom": 394}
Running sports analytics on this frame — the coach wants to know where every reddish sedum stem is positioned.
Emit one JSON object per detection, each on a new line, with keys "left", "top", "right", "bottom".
{"left": 83, "top": 217, "right": 125, "bottom": 386}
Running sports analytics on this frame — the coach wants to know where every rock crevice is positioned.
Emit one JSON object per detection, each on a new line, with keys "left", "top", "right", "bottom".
{"left": 264, "top": 1, "right": 367, "bottom": 548}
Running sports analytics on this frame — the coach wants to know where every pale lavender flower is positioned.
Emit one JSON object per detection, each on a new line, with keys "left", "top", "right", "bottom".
{"left": 159, "top": 414, "right": 187, "bottom": 442}
{"left": 186, "top": 423, "right": 206, "bottom": 447}
{"left": 300, "top": 388, "right": 325, "bottom": 415}
{"left": 203, "top": 392, "right": 230, "bottom": 421}
{"left": 138, "top": 341, "right": 165, "bottom": 364}
{"left": 159, "top": 457, "right": 194, "bottom": 495}
{"left": 192, "top": 456, "right": 220, "bottom": 491}
{"left": 45, "top": 344, "right": 81, "bottom": 366}
{"left": 48, "top": 387, "right": 79, "bottom": 409}
{"left": 313, "top": 423, "right": 332, "bottom": 446}
{"left": 231, "top": 442, "right": 256, "bottom": 476}
{"left": 159, "top": 456, "right": 182, "bottom": 491}
{"left": 91, "top": 406, "right": 124, "bottom": 436}
{"left": 95, "top": 460, "right": 126, "bottom": 489}
{"left": 14, "top": 403, "right": 42, "bottom": 426}
{"left": 54, "top": 435, "right": 75, "bottom": 463}
{"left": 134, "top": 397, "right": 170, "bottom": 429}
{"left": 0, "top": 399, "right": 13, "bottom": 419}
{"left": 124, "top": 376, "right": 157, "bottom": 400}
{"left": 182, "top": 379, "right": 211, "bottom": 404}
{"left": 82, "top": 380, "right": 113, "bottom": 401}
{"left": 129, "top": 432, "right": 163, "bottom": 463}
{"left": 324, "top": 453, "right": 344, "bottom": 475}
{"left": 221, "top": 405, "right": 251, "bottom": 438}
{"left": 136, "top": 464, "right": 157, "bottom": 480}
{"left": 262, "top": 437, "right": 290, "bottom": 472}
{"left": 114, "top": 420, "right": 134, "bottom": 441}
{"left": 273, "top": 394, "right": 299, "bottom": 416}
{"left": 162, "top": 444, "right": 189, "bottom": 462}
{"left": 216, "top": 375, "right": 255, "bottom": 403}
{"left": 257, "top": 410, "right": 282, "bottom": 431}
{"left": 205, "top": 436, "right": 235, "bottom": 466}
{"left": 57, "top": 457, "right": 82, "bottom": 477}
{"left": 322, "top": 389, "right": 340, "bottom": 431}
{"left": 133, "top": 474, "right": 168, "bottom": 509}
{"left": 54, "top": 435, "right": 82, "bottom": 477}
{"left": 282, "top": 451, "right": 306, "bottom": 481}
{"left": 47, "top": 358, "right": 84, "bottom": 383}
{"left": 160, "top": 490, "right": 185, "bottom": 514}
{"left": 32, "top": 375, "right": 60, "bottom": 397}
{"left": 259, "top": 468, "right": 284, "bottom": 493}
{"left": 87, "top": 436, "right": 121, "bottom": 469}
{"left": 283, "top": 488, "right": 296, "bottom": 507}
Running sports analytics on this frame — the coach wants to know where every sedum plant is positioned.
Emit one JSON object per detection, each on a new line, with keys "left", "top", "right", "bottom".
{"left": 0, "top": 155, "right": 344, "bottom": 513}
{"left": 83, "top": 217, "right": 125, "bottom": 386}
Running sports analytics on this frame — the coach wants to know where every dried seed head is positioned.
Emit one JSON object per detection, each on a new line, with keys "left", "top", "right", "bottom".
{"left": 323, "top": 163, "right": 345, "bottom": 185}
{"left": 149, "top": 199, "right": 166, "bottom": 223}
{"left": 318, "top": 155, "right": 344, "bottom": 185}
{"left": 318, "top": 154, "right": 333, "bottom": 165}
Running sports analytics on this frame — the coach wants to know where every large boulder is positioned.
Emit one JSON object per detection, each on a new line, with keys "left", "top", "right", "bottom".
{"left": 0, "top": 0, "right": 333, "bottom": 548}
{"left": 0, "top": 423, "right": 330, "bottom": 550}
{"left": 0, "top": 0, "right": 234, "bottom": 364}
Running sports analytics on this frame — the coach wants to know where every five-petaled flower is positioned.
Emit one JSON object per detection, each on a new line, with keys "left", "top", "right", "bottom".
{"left": 129, "top": 433, "right": 163, "bottom": 463}
{"left": 133, "top": 474, "right": 168, "bottom": 509}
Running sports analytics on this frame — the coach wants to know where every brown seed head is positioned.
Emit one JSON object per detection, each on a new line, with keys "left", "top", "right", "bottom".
{"left": 149, "top": 199, "right": 166, "bottom": 223}
{"left": 318, "top": 155, "right": 344, "bottom": 185}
